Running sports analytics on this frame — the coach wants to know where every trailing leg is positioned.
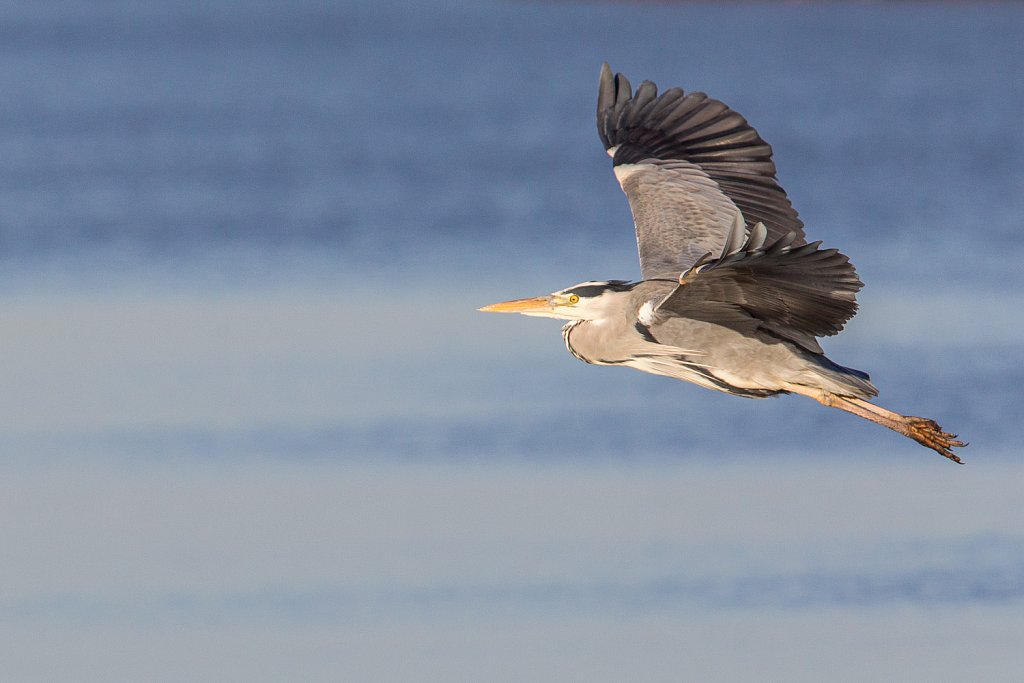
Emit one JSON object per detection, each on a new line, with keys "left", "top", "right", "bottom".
{"left": 818, "top": 393, "right": 965, "bottom": 463}
{"left": 781, "top": 382, "right": 966, "bottom": 463}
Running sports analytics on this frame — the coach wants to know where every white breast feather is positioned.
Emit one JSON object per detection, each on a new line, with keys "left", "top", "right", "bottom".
{"left": 637, "top": 301, "right": 658, "bottom": 327}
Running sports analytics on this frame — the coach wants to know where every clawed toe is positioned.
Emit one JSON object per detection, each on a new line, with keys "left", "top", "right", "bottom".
{"left": 905, "top": 416, "right": 965, "bottom": 463}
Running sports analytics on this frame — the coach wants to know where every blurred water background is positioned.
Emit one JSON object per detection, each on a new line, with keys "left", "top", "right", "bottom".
{"left": 1, "top": 1, "right": 1022, "bottom": 680}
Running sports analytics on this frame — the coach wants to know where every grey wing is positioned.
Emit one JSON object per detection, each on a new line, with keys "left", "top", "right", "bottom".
{"left": 597, "top": 63, "right": 805, "bottom": 279}
{"left": 653, "top": 224, "right": 862, "bottom": 355}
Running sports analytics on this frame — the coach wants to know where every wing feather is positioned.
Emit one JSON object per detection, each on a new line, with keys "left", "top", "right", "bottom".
{"left": 598, "top": 63, "right": 805, "bottom": 278}
{"left": 654, "top": 223, "right": 862, "bottom": 354}
{"left": 614, "top": 161, "right": 743, "bottom": 277}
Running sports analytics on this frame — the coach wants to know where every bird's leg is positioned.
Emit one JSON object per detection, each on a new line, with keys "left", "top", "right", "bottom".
{"left": 815, "top": 392, "right": 966, "bottom": 463}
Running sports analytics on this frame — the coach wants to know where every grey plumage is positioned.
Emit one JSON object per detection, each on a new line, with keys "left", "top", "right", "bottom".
{"left": 481, "top": 64, "right": 965, "bottom": 463}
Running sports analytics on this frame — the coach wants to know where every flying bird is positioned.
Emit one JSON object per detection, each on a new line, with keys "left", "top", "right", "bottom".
{"left": 480, "top": 64, "right": 965, "bottom": 462}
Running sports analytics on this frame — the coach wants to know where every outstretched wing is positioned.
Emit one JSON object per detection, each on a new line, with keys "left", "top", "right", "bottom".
{"left": 597, "top": 63, "right": 805, "bottom": 279}
{"left": 653, "top": 218, "right": 862, "bottom": 354}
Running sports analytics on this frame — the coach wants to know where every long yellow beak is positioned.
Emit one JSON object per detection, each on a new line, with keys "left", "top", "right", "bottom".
{"left": 478, "top": 296, "right": 551, "bottom": 313}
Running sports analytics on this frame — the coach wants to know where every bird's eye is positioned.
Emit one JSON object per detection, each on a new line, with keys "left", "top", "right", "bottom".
{"left": 567, "top": 294, "right": 580, "bottom": 304}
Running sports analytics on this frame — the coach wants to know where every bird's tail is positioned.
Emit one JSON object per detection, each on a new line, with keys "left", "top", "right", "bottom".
{"left": 807, "top": 354, "right": 878, "bottom": 400}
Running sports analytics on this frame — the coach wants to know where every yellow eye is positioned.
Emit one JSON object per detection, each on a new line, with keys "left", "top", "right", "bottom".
{"left": 567, "top": 294, "right": 580, "bottom": 304}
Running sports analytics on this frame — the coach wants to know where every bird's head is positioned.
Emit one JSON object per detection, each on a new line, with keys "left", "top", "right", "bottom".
{"left": 479, "top": 280, "right": 633, "bottom": 322}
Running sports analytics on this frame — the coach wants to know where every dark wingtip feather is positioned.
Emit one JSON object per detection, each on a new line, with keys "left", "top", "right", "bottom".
{"left": 597, "top": 63, "right": 615, "bottom": 115}
{"left": 614, "top": 72, "right": 632, "bottom": 107}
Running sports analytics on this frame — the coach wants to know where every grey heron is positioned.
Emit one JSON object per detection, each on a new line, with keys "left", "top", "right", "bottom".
{"left": 480, "top": 64, "right": 965, "bottom": 463}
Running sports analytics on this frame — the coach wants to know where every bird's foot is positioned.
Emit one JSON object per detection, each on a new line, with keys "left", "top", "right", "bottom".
{"left": 903, "top": 416, "right": 967, "bottom": 463}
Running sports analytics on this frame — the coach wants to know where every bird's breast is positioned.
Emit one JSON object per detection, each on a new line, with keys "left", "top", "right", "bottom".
{"left": 562, "top": 320, "right": 626, "bottom": 366}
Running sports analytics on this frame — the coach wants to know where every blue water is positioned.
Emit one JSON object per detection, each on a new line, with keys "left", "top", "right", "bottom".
{"left": 1, "top": 1, "right": 1022, "bottom": 681}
